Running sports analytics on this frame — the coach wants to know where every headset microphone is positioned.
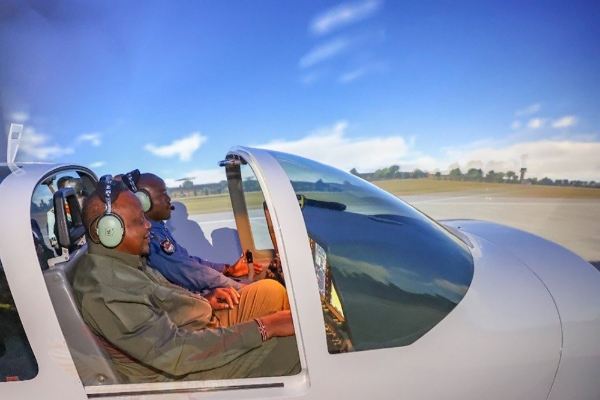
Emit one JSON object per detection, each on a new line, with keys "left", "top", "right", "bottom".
{"left": 170, "top": 205, "right": 175, "bottom": 210}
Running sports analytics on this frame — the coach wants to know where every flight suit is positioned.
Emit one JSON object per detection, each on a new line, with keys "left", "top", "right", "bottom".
{"left": 73, "top": 242, "right": 300, "bottom": 383}
{"left": 147, "top": 219, "right": 243, "bottom": 293}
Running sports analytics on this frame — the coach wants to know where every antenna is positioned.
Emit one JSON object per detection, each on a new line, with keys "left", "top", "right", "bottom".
{"left": 7, "top": 124, "right": 24, "bottom": 175}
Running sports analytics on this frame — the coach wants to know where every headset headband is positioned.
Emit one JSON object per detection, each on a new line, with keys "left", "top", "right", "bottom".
{"left": 104, "top": 177, "right": 114, "bottom": 214}
{"left": 121, "top": 169, "right": 152, "bottom": 213}
{"left": 123, "top": 169, "right": 141, "bottom": 192}
{"left": 95, "top": 175, "right": 124, "bottom": 207}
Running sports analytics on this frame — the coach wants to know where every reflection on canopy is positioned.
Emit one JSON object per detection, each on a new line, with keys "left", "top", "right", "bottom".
{"left": 271, "top": 150, "right": 474, "bottom": 352}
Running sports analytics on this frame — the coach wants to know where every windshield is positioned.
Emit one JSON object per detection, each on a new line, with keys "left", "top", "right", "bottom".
{"left": 270, "top": 150, "right": 474, "bottom": 351}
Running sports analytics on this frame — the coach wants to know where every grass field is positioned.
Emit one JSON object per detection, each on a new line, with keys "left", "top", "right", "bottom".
{"left": 177, "top": 192, "right": 265, "bottom": 215}
{"left": 176, "top": 179, "right": 600, "bottom": 215}
{"left": 375, "top": 179, "right": 600, "bottom": 199}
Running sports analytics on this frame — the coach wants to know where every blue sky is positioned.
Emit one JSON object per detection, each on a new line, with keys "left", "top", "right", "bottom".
{"left": 1, "top": 0, "right": 599, "bottom": 186}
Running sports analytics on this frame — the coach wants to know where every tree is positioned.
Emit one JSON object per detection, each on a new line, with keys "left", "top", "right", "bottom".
{"left": 505, "top": 171, "right": 516, "bottom": 182}
{"left": 373, "top": 167, "right": 389, "bottom": 181}
{"left": 243, "top": 177, "right": 261, "bottom": 192}
{"left": 466, "top": 168, "right": 483, "bottom": 181}
{"left": 449, "top": 168, "right": 462, "bottom": 180}
{"left": 182, "top": 179, "right": 194, "bottom": 189}
{"left": 413, "top": 169, "right": 427, "bottom": 179}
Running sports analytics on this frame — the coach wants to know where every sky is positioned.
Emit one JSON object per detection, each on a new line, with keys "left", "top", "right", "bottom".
{"left": 1, "top": 0, "right": 599, "bottom": 187}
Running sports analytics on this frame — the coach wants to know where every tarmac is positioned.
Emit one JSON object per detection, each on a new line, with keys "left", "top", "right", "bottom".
{"left": 402, "top": 192, "right": 600, "bottom": 270}
{"left": 180, "top": 192, "right": 600, "bottom": 270}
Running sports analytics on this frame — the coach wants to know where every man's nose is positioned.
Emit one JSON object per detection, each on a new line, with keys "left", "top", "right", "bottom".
{"left": 144, "top": 217, "right": 151, "bottom": 229}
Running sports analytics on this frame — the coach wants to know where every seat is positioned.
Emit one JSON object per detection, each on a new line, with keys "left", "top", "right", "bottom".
{"left": 44, "top": 245, "right": 121, "bottom": 385}
{"left": 43, "top": 188, "right": 120, "bottom": 385}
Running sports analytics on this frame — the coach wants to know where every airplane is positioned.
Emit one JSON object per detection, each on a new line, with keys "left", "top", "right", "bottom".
{"left": 1, "top": 126, "right": 599, "bottom": 399}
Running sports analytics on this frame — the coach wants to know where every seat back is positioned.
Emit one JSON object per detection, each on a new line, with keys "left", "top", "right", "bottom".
{"left": 44, "top": 246, "right": 121, "bottom": 385}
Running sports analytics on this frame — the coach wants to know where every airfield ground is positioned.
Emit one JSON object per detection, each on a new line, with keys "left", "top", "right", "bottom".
{"left": 176, "top": 180, "right": 600, "bottom": 267}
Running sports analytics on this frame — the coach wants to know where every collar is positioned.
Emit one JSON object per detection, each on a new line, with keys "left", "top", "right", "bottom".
{"left": 149, "top": 219, "right": 167, "bottom": 230}
{"left": 87, "top": 241, "right": 146, "bottom": 270}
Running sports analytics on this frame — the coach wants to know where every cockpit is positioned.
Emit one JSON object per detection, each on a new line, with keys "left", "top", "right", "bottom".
{"left": 269, "top": 150, "right": 474, "bottom": 353}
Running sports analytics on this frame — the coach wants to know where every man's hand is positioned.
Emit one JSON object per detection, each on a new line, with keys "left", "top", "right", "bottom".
{"left": 205, "top": 287, "right": 241, "bottom": 310}
{"left": 258, "top": 310, "right": 295, "bottom": 339}
{"left": 225, "top": 255, "right": 264, "bottom": 277}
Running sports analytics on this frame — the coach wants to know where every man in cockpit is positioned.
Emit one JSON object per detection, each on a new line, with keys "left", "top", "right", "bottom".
{"left": 73, "top": 177, "right": 299, "bottom": 383}
{"left": 122, "top": 170, "right": 263, "bottom": 310}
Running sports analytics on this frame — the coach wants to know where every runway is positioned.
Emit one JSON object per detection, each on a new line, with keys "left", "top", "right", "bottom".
{"left": 402, "top": 192, "right": 600, "bottom": 264}
{"left": 179, "top": 192, "right": 600, "bottom": 267}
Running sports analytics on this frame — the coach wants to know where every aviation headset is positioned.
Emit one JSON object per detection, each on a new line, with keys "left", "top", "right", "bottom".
{"left": 93, "top": 175, "right": 126, "bottom": 248}
{"left": 123, "top": 169, "right": 152, "bottom": 212}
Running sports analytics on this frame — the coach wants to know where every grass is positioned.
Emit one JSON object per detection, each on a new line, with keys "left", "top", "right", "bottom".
{"left": 376, "top": 179, "right": 600, "bottom": 199}
{"left": 175, "top": 179, "right": 600, "bottom": 214}
{"left": 175, "top": 192, "right": 265, "bottom": 215}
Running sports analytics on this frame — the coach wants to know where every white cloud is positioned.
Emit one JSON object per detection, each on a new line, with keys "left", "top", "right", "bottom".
{"left": 254, "top": 121, "right": 411, "bottom": 172}
{"left": 338, "top": 62, "right": 386, "bottom": 83}
{"left": 339, "top": 68, "right": 368, "bottom": 83}
{"left": 440, "top": 139, "right": 600, "bottom": 181}
{"left": 89, "top": 161, "right": 105, "bottom": 168}
{"left": 144, "top": 132, "right": 206, "bottom": 162}
{"left": 18, "top": 126, "right": 74, "bottom": 160}
{"left": 158, "top": 122, "right": 600, "bottom": 186}
{"left": 434, "top": 278, "right": 469, "bottom": 297}
{"left": 465, "top": 160, "right": 485, "bottom": 170}
{"left": 299, "top": 37, "right": 351, "bottom": 68}
{"left": 77, "top": 132, "right": 102, "bottom": 146}
{"left": 515, "top": 103, "right": 541, "bottom": 116}
{"left": 10, "top": 111, "right": 29, "bottom": 123}
{"left": 552, "top": 116, "right": 578, "bottom": 128}
{"left": 301, "top": 70, "right": 326, "bottom": 85}
{"left": 310, "top": 0, "right": 383, "bottom": 36}
{"left": 527, "top": 118, "right": 545, "bottom": 129}
{"left": 511, "top": 120, "right": 522, "bottom": 130}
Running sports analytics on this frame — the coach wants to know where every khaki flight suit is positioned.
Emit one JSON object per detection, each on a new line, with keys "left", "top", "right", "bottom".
{"left": 73, "top": 242, "right": 300, "bottom": 383}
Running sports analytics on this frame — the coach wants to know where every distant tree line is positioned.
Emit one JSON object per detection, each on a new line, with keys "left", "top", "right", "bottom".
{"left": 166, "top": 165, "right": 600, "bottom": 200}
{"left": 169, "top": 180, "right": 230, "bottom": 198}
{"left": 168, "top": 177, "right": 265, "bottom": 199}
{"left": 350, "top": 165, "right": 600, "bottom": 189}
{"left": 350, "top": 165, "right": 429, "bottom": 181}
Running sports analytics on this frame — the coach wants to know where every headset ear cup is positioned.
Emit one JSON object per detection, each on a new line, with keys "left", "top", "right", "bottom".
{"left": 135, "top": 190, "right": 152, "bottom": 213}
{"left": 96, "top": 213, "right": 125, "bottom": 248}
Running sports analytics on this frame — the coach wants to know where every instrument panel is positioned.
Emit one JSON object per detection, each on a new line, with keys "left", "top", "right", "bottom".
{"left": 310, "top": 239, "right": 354, "bottom": 353}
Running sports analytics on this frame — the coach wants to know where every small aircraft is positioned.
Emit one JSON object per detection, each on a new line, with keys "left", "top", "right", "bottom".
{"left": 1, "top": 125, "right": 599, "bottom": 399}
